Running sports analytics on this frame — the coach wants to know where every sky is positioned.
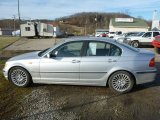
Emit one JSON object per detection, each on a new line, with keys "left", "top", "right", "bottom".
{"left": 0, "top": 0, "right": 160, "bottom": 20}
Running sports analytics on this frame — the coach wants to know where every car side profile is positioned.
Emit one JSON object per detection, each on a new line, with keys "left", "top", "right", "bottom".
{"left": 3, "top": 37, "right": 157, "bottom": 93}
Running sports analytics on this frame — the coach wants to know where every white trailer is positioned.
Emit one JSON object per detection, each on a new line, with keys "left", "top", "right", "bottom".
{"left": 38, "top": 23, "right": 53, "bottom": 37}
{"left": 20, "top": 22, "right": 54, "bottom": 38}
{"left": 20, "top": 22, "right": 36, "bottom": 37}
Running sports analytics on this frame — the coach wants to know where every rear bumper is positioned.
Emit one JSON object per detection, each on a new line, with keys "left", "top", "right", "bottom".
{"left": 136, "top": 70, "right": 157, "bottom": 84}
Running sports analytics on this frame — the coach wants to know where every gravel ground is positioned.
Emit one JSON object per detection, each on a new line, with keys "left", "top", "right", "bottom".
{"left": 1, "top": 39, "right": 160, "bottom": 120}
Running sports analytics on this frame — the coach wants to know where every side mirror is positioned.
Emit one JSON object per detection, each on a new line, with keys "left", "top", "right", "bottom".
{"left": 46, "top": 53, "right": 50, "bottom": 58}
{"left": 49, "top": 51, "right": 58, "bottom": 58}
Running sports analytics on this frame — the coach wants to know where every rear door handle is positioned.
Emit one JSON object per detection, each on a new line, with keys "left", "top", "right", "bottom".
{"left": 108, "top": 59, "right": 117, "bottom": 62}
{"left": 72, "top": 60, "right": 80, "bottom": 63}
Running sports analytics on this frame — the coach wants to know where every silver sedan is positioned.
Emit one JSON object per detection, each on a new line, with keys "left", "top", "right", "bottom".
{"left": 3, "top": 37, "right": 157, "bottom": 93}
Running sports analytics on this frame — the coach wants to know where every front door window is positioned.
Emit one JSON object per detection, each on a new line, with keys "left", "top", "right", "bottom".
{"left": 51, "top": 42, "right": 83, "bottom": 57}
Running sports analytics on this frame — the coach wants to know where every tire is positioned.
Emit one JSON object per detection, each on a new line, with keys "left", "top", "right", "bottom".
{"left": 131, "top": 41, "right": 139, "bottom": 48}
{"left": 108, "top": 71, "right": 134, "bottom": 94}
{"left": 154, "top": 47, "right": 160, "bottom": 54}
{"left": 8, "top": 67, "right": 32, "bottom": 87}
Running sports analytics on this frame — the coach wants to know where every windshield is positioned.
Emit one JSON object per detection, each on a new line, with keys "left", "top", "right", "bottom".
{"left": 136, "top": 32, "right": 145, "bottom": 36}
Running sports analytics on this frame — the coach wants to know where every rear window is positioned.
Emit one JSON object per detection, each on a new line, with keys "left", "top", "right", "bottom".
{"left": 117, "top": 41, "right": 139, "bottom": 52}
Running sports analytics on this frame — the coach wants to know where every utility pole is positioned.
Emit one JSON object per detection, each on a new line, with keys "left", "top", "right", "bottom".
{"left": 85, "top": 18, "right": 87, "bottom": 36}
{"left": 18, "top": 0, "right": 21, "bottom": 36}
{"left": 13, "top": 15, "right": 16, "bottom": 35}
{"left": 95, "top": 14, "right": 97, "bottom": 29}
{"left": 18, "top": 0, "right": 21, "bottom": 24}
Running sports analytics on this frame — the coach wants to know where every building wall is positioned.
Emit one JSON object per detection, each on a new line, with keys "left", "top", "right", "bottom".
{"left": 109, "top": 25, "right": 148, "bottom": 33}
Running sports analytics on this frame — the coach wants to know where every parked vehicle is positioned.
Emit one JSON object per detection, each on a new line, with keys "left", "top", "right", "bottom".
{"left": 3, "top": 37, "right": 156, "bottom": 93}
{"left": 108, "top": 32, "right": 115, "bottom": 38}
{"left": 124, "top": 31, "right": 160, "bottom": 48}
{"left": 152, "top": 35, "right": 160, "bottom": 54}
{"left": 12, "top": 30, "right": 20, "bottom": 36}
{"left": 115, "top": 32, "right": 140, "bottom": 41}
{"left": 99, "top": 33, "right": 108, "bottom": 37}
{"left": 95, "top": 29, "right": 109, "bottom": 37}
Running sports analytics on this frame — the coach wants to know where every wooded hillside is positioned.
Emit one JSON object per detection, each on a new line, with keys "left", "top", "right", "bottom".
{"left": 0, "top": 12, "right": 151, "bottom": 35}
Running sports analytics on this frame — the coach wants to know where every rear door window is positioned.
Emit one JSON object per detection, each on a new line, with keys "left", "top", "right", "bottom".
{"left": 86, "top": 41, "right": 121, "bottom": 56}
{"left": 153, "top": 32, "right": 160, "bottom": 37}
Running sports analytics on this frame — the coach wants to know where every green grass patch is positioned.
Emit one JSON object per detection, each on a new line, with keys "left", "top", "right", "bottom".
{"left": 0, "top": 60, "right": 33, "bottom": 118}
{"left": 0, "top": 36, "right": 20, "bottom": 50}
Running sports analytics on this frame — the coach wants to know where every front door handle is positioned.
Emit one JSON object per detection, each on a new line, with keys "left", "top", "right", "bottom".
{"left": 72, "top": 60, "right": 80, "bottom": 63}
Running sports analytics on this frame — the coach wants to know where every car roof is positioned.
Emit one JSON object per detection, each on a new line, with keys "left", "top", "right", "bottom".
{"left": 62, "top": 36, "right": 140, "bottom": 54}
{"left": 63, "top": 36, "right": 116, "bottom": 44}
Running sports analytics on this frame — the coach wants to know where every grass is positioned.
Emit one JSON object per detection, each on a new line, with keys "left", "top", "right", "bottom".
{"left": 0, "top": 53, "right": 33, "bottom": 119}
{"left": 0, "top": 60, "right": 8, "bottom": 90}
{"left": 0, "top": 36, "right": 20, "bottom": 50}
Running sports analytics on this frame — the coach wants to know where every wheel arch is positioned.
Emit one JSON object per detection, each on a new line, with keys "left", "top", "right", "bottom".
{"left": 8, "top": 66, "right": 32, "bottom": 81}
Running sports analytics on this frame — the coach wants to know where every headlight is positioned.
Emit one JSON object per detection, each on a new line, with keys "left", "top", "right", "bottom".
{"left": 4, "top": 63, "right": 8, "bottom": 68}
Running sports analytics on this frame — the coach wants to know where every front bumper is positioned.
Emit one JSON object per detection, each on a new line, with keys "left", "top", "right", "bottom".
{"left": 3, "top": 69, "right": 8, "bottom": 80}
{"left": 136, "top": 70, "right": 157, "bottom": 84}
{"left": 122, "top": 38, "right": 132, "bottom": 45}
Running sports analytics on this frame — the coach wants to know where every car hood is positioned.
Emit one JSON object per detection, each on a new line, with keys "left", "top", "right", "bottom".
{"left": 8, "top": 51, "right": 40, "bottom": 62}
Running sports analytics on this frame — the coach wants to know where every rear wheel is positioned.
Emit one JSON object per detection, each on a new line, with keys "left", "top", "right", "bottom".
{"left": 8, "top": 67, "right": 32, "bottom": 87}
{"left": 154, "top": 47, "right": 160, "bottom": 54}
{"left": 108, "top": 71, "right": 134, "bottom": 93}
{"left": 131, "top": 41, "right": 139, "bottom": 48}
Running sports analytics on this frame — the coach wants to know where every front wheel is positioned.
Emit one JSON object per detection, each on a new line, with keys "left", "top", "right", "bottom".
{"left": 8, "top": 67, "right": 32, "bottom": 87}
{"left": 131, "top": 41, "right": 139, "bottom": 48}
{"left": 108, "top": 71, "right": 134, "bottom": 94}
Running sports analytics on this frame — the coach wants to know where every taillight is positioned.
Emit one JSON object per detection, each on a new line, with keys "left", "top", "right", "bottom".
{"left": 149, "top": 58, "right": 155, "bottom": 67}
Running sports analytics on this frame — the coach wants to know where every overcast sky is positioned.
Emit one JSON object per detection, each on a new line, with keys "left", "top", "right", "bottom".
{"left": 0, "top": 0, "right": 160, "bottom": 20}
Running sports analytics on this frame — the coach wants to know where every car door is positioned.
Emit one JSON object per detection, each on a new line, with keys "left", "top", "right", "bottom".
{"left": 40, "top": 41, "right": 84, "bottom": 83}
{"left": 141, "top": 32, "right": 152, "bottom": 45}
{"left": 80, "top": 41, "right": 121, "bottom": 85}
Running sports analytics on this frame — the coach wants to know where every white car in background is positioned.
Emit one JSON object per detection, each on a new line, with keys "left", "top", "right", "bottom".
{"left": 108, "top": 32, "right": 115, "bottom": 38}
{"left": 124, "top": 31, "right": 160, "bottom": 48}
{"left": 115, "top": 32, "right": 140, "bottom": 42}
